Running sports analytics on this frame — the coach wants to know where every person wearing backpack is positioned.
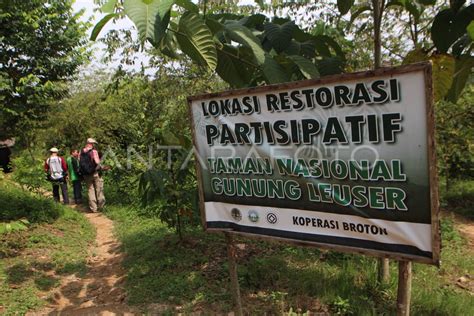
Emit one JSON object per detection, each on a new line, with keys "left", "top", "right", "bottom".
{"left": 44, "top": 147, "right": 69, "bottom": 204}
{"left": 67, "top": 149, "right": 82, "bottom": 205}
{"left": 80, "top": 138, "right": 105, "bottom": 212}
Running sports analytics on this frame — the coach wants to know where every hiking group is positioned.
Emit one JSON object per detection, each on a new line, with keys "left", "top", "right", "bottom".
{"left": 44, "top": 138, "right": 105, "bottom": 212}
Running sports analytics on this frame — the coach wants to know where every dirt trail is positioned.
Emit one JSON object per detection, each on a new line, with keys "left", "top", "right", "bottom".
{"left": 454, "top": 215, "right": 474, "bottom": 251}
{"left": 31, "top": 208, "right": 137, "bottom": 316}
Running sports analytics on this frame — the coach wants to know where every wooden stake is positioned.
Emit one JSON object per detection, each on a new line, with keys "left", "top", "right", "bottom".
{"left": 378, "top": 258, "right": 390, "bottom": 283}
{"left": 225, "top": 232, "right": 243, "bottom": 316}
{"left": 397, "top": 260, "right": 412, "bottom": 316}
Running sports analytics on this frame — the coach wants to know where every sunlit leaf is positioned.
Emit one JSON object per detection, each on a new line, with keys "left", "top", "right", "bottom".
{"left": 468, "top": 21, "right": 474, "bottom": 40}
{"left": 90, "top": 13, "right": 117, "bottom": 41}
{"left": 175, "top": 0, "right": 198, "bottom": 13}
{"left": 176, "top": 11, "right": 217, "bottom": 70}
{"left": 101, "top": 0, "right": 117, "bottom": 13}
{"left": 430, "top": 54, "right": 456, "bottom": 101}
{"left": 224, "top": 22, "right": 265, "bottom": 65}
{"left": 123, "top": 0, "right": 173, "bottom": 45}
{"left": 402, "top": 48, "right": 428, "bottom": 65}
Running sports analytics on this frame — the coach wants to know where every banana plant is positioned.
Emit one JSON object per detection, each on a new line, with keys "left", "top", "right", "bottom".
{"left": 91, "top": 0, "right": 346, "bottom": 88}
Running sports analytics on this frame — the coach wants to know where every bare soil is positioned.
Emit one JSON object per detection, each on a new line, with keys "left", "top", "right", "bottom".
{"left": 29, "top": 207, "right": 137, "bottom": 316}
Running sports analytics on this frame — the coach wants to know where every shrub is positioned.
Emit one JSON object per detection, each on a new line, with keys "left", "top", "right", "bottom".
{"left": 0, "top": 181, "right": 62, "bottom": 223}
{"left": 10, "top": 151, "right": 48, "bottom": 192}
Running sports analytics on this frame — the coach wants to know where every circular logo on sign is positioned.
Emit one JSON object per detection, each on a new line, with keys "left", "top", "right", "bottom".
{"left": 266, "top": 213, "right": 278, "bottom": 224}
{"left": 231, "top": 208, "right": 242, "bottom": 222}
{"left": 248, "top": 210, "right": 259, "bottom": 223}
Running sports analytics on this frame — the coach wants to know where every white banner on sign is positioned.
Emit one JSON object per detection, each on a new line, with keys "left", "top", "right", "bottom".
{"left": 205, "top": 202, "right": 432, "bottom": 253}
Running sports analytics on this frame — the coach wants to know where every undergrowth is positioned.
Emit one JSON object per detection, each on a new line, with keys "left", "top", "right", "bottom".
{"left": 105, "top": 199, "right": 474, "bottom": 315}
{"left": 0, "top": 183, "right": 95, "bottom": 315}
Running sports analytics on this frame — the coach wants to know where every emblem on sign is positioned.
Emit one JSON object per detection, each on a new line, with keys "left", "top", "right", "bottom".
{"left": 231, "top": 208, "right": 242, "bottom": 222}
{"left": 266, "top": 213, "right": 278, "bottom": 224}
{"left": 248, "top": 210, "right": 259, "bottom": 223}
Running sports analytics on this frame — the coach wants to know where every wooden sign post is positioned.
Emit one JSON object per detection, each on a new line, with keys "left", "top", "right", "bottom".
{"left": 397, "top": 260, "right": 412, "bottom": 315}
{"left": 225, "top": 232, "right": 243, "bottom": 316}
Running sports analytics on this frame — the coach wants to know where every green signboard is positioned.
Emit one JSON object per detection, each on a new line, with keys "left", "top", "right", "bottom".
{"left": 188, "top": 63, "right": 439, "bottom": 265}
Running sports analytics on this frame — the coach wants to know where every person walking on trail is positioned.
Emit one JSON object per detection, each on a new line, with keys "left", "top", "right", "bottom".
{"left": 67, "top": 149, "right": 82, "bottom": 205}
{"left": 44, "top": 147, "right": 69, "bottom": 204}
{"left": 80, "top": 138, "right": 105, "bottom": 212}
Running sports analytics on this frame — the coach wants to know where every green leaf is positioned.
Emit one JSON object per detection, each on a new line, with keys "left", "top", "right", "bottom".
{"left": 430, "top": 54, "right": 456, "bottom": 101}
{"left": 175, "top": 0, "right": 198, "bottom": 13}
{"left": 467, "top": 21, "right": 474, "bottom": 40}
{"left": 90, "top": 13, "right": 117, "bottom": 41}
{"left": 416, "top": 0, "right": 435, "bottom": 5}
{"left": 452, "top": 34, "right": 471, "bottom": 56}
{"left": 263, "top": 55, "right": 289, "bottom": 84}
{"left": 159, "top": 30, "right": 179, "bottom": 58}
{"left": 317, "top": 57, "right": 345, "bottom": 76}
{"left": 216, "top": 45, "right": 254, "bottom": 88}
{"left": 446, "top": 55, "right": 474, "bottom": 102}
{"left": 254, "top": 0, "right": 265, "bottom": 9}
{"left": 402, "top": 48, "right": 428, "bottom": 65}
{"left": 454, "top": 5, "right": 474, "bottom": 39}
{"left": 224, "top": 22, "right": 265, "bottom": 65}
{"left": 288, "top": 55, "right": 319, "bottom": 79}
{"left": 431, "top": 9, "right": 457, "bottom": 53}
{"left": 205, "top": 18, "right": 224, "bottom": 34}
{"left": 405, "top": 1, "right": 422, "bottom": 23}
{"left": 450, "top": 0, "right": 466, "bottom": 13}
{"left": 263, "top": 21, "right": 296, "bottom": 53}
{"left": 238, "top": 14, "right": 266, "bottom": 29}
{"left": 348, "top": 5, "right": 371, "bottom": 28}
{"left": 101, "top": 0, "right": 117, "bottom": 13}
{"left": 176, "top": 12, "right": 217, "bottom": 70}
{"left": 123, "top": 0, "right": 174, "bottom": 45}
{"left": 337, "top": 0, "right": 354, "bottom": 15}
{"left": 313, "top": 35, "right": 345, "bottom": 59}
{"left": 432, "top": 5, "right": 474, "bottom": 53}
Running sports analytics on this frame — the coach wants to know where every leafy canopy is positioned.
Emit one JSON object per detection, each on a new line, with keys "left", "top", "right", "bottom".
{"left": 0, "top": 0, "right": 88, "bottom": 139}
{"left": 91, "top": 0, "right": 346, "bottom": 88}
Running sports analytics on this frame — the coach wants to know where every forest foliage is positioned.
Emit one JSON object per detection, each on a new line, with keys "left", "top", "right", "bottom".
{"left": 3, "top": 0, "right": 473, "bottom": 233}
{"left": 0, "top": 1, "right": 473, "bottom": 314}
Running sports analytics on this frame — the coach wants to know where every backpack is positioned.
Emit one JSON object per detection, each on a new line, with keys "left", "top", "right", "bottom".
{"left": 79, "top": 149, "right": 97, "bottom": 175}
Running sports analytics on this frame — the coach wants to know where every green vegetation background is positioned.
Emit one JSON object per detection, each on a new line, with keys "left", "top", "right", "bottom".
{"left": 1, "top": 0, "right": 474, "bottom": 314}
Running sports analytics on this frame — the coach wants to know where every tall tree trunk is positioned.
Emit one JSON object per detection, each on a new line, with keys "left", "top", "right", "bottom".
{"left": 373, "top": 0, "right": 382, "bottom": 69}
{"left": 373, "top": 0, "right": 390, "bottom": 284}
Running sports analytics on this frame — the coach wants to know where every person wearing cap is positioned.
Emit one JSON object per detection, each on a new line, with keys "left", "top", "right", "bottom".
{"left": 44, "top": 147, "right": 69, "bottom": 204}
{"left": 80, "top": 138, "right": 105, "bottom": 212}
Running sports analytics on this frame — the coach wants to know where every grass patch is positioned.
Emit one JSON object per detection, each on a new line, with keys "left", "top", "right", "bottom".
{"left": 0, "top": 186, "right": 95, "bottom": 315}
{"left": 440, "top": 179, "right": 474, "bottom": 219}
{"left": 0, "top": 180, "right": 63, "bottom": 223}
{"left": 106, "top": 205, "right": 474, "bottom": 314}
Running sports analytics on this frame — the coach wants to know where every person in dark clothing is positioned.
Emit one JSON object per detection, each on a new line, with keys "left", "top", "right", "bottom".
{"left": 0, "top": 146, "right": 12, "bottom": 173}
{"left": 67, "top": 149, "right": 82, "bottom": 204}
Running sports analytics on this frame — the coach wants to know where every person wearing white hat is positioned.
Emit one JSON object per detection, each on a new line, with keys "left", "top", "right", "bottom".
{"left": 44, "top": 147, "right": 69, "bottom": 204}
{"left": 79, "top": 138, "right": 105, "bottom": 212}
